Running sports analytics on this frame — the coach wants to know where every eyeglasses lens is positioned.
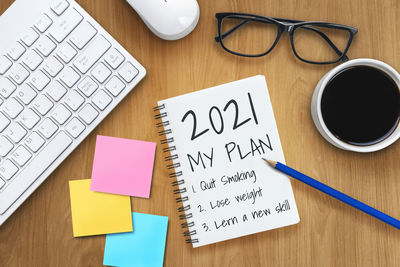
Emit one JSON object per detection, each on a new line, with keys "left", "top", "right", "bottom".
{"left": 292, "top": 25, "right": 350, "bottom": 63}
{"left": 220, "top": 16, "right": 278, "bottom": 56}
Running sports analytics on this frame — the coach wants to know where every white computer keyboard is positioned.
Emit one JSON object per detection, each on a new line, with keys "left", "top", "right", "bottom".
{"left": 0, "top": 0, "right": 146, "bottom": 225}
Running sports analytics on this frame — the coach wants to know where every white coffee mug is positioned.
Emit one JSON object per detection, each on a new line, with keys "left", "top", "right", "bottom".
{"left": 311, "top": 58, "right": 400, "bottom": 152}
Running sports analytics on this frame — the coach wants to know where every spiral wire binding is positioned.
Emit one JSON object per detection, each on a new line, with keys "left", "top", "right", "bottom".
{"left": 154, "top": 104, "right": 199, "bottom": 244}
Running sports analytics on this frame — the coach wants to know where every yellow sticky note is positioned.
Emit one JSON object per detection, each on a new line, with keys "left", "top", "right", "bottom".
{"left": 69, "top": 179, "right": 133, "bottom": 237}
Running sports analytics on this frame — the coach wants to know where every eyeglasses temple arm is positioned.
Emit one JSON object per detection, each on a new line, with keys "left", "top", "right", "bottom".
{"left": 214, "top": 16, "right": 305, "bottom": 43}
{"left": 214, "top": 16, "right": 274, "bottom": 42}
{"left": 215, "top": 20, "right": 249, "bottom": 42}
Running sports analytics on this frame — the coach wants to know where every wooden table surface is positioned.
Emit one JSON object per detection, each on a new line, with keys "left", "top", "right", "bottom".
{"left": 1, "top": 0, "right": 400, "bottom": 266}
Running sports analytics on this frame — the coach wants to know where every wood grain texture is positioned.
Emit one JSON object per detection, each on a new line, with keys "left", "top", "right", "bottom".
{"left": 1, "top": 0, "right": 400, "bottom": 266}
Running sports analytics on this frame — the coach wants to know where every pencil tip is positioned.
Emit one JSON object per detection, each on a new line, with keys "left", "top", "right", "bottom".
{"left": 262, "top": 158, "right": 277, "bottom": 167}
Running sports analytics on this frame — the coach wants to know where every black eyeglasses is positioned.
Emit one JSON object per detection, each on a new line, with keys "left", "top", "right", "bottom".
{"left": 215, "top": 13, "right": 358, "bottom": 64}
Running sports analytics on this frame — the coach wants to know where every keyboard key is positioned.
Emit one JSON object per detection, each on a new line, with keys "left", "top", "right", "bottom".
{"left": 57, "top": 43, "right": 77, "bottom": 63}
{"left": 8, "top": 42, "right": 26, "bottom": 61}
{"left": 64, "top": 90, "right": 84, "bottom": 111}
{"left": 43, "top": 56, "right": 63, "bottom": 77}
{"left": 0, "top": 131, "right": 72, "bottom": 214}
{"left": 79, "top": 103, "right": 98, "bottom": 124}
{"left": 0, "top": 77, "right": 16, "bottom": 98}
{"left": 29, "top": 70, "right": 50, "bottom": 91}
{"left": 0, "top": 136, "right": 13, "bottom": 156}
{"left": 65, "top": 117, "right": 85, "bottom": 138}
{"left": 8, "top": 64, "right": 30, "bottom": 85}
{"left": 16, "top": 84, "right": 37, "bottom": 105}
{"left": 91, "top": 62, "right": 111, "bottom": 83}
{"left": 11, "top": 146, "right": 32, "bottom": 167}
{"left": 50, "top": 0, "right": 70, "bottom": 16}
{"left": 0, "top": 179, "right": 4, "bottom": 189}
{"left": 0, "top": 56, "right": 13, "bottom": 74}
{"left": 22, "top": 50, "right": 43, "bottom": 71}
{"left": 3, "top": 98, "right": 23, "bottom": 119}
{"left": 59, "top": 66, "right": 80, "bottom": 87}
{"left": 34, "top": 14, "right": 53, "bottom": 33}
{"left": 49, "top": 8, "right": 83, "bottom": 42}
{"left": 92, "top": 90, "right": 112, "bottom": 110}
{"left": 0, "top": 113, "right": 10, "bottom": 132}
{"left": 70, "top": 21, "right": 97, "bottom": 49}
{"left": 51, "top": 104, "right": 71, "bottom": 125}
{"left": 38, "top": 118, "right": 58, "bottom": 138}
{"left": 118, "top": 62, "right": 138, "bottom": 83}
{"left": 104, "top": 48, "right": 125, "bottom": 69}
{"left": 73, "top": 35, "right": 111, "bottom": 73}
{"left": 105, "top": 76, "right": 125, "bottom": 96}
{"left": 78, "top": 76, "right": 98, "bottom": 97}
{"left": 35, "top": 36, "right": 56, "bottom": 57}
{"left": 18, "top": 108, "right": 40, "bottom": 129}
{"left": 0, "top": 160, "right": 18, "bottom": 181}
{"left": 47, "top": 80, "right": 67, "bottom": 102}
{"left": 5, "top": 123, "right": 27, "bottom": 143}
{"left": 21, "top": 28, "right": 39, "bottom": 47}
{"left": 32, "top": 95, "right": 53, "bottom": 115}
{"left": 25, "top": 131, "right": 45, "bottom": 152}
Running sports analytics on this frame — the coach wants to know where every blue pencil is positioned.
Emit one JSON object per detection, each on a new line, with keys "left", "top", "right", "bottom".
{"left": 263, "top": 159, "right": 400, "bottom": 230}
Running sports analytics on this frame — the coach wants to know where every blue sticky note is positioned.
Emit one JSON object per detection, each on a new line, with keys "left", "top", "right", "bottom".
{"left": 103, "top": 212, "right": 168, "bottom": 267}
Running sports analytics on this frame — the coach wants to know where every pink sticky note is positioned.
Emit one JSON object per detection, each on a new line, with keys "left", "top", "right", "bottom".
{"left": 91, "top": 135, "right": 156, "bottom": 198}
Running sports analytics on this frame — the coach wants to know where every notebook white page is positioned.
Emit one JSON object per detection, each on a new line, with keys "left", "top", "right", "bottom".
{"left": 158, "top": 75, "right": 300, "bottom": 247}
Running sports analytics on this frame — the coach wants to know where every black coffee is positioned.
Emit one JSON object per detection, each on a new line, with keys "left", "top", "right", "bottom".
{"left": 321, "top": 66, "right": 400, "bottom": 146}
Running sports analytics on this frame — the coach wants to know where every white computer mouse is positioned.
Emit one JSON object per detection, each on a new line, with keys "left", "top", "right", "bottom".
{"left": 126, "top": 0, "right": 200, "bottom": 41}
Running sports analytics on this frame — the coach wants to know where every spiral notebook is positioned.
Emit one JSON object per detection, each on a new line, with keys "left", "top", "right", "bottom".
{"left": 154, "top": 75, "right": 300, "bottom": 247}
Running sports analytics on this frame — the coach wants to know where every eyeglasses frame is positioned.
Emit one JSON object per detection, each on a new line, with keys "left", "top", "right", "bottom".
{"left": 215, "top": 12, "right": 359, "bottom": 64}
